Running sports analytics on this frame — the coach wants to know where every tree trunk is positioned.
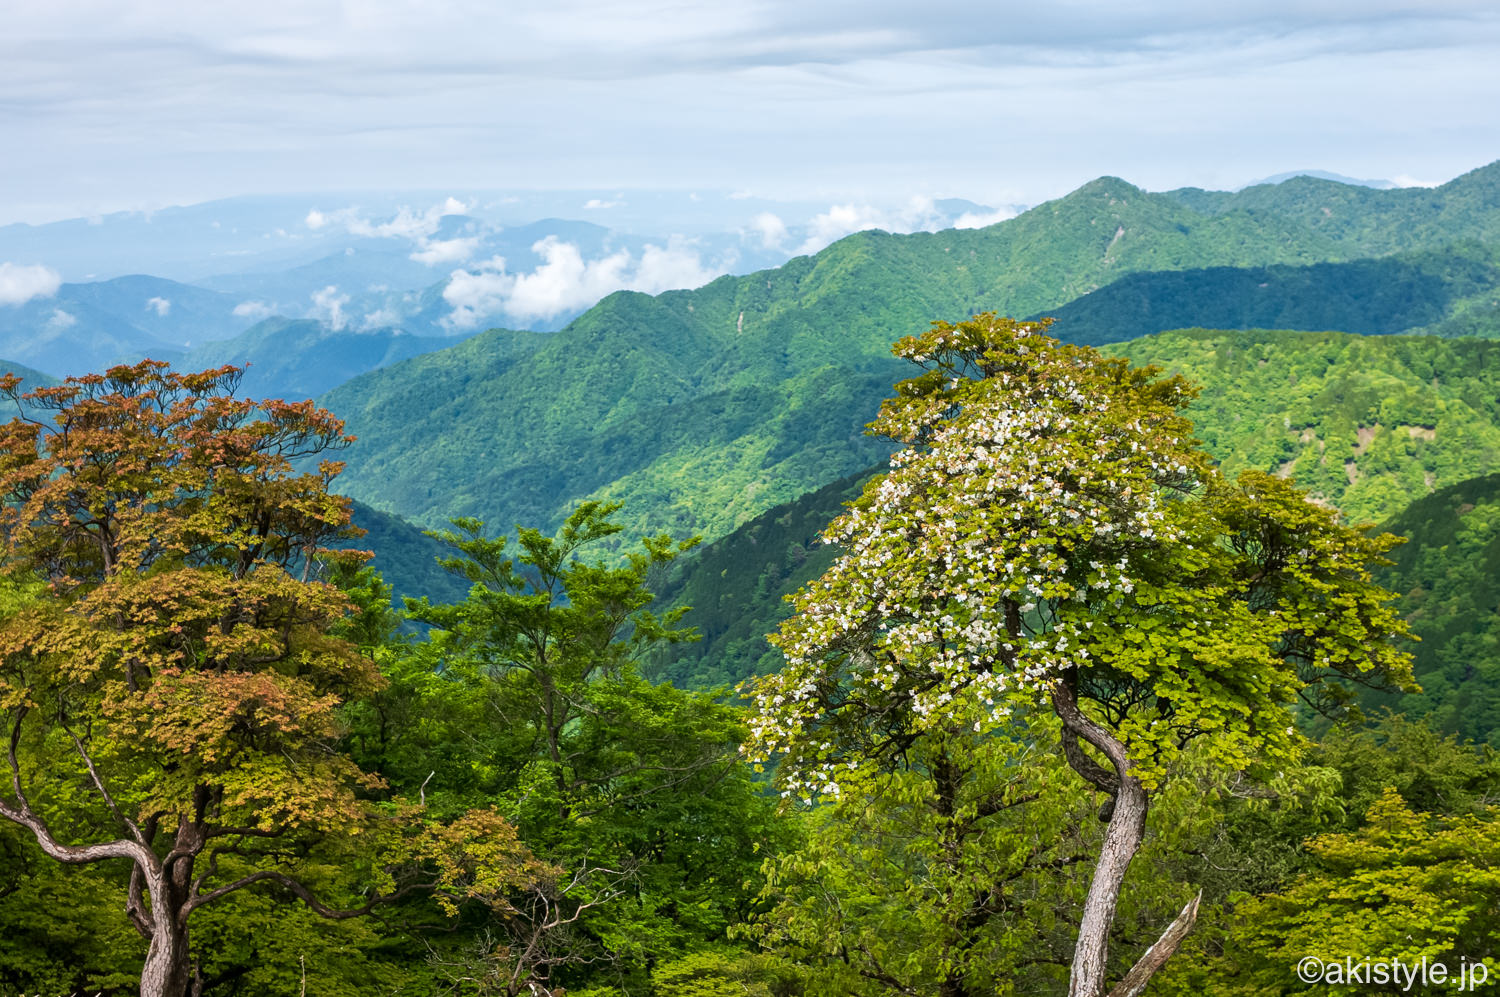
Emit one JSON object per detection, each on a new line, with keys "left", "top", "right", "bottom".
{"left": 1069, "top": 774, "right": 1149, "bottom": 997}
{"left": 139, "top": 895, "right": 194, "bottom": 997}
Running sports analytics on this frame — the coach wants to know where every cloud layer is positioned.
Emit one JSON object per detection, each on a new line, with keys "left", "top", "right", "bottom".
{"left": 4, "top": 3, "right": 1498, "bottom": 222}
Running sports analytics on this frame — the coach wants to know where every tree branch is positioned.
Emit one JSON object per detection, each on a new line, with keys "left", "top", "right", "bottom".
{"left": 183, "top": 868, "right": 423, "bottom": 919}
{"left": 61, "top": 718, "right": 145, "bottom": 845}
{"left": 1107, "top": 891, "right": 1202, "bottom": 997}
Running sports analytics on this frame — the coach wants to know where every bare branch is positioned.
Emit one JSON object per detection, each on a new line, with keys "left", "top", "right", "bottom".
{"left": 1107, "top": 891, "right": 1202, "bottom": 997}
{"left": 184, "top": 868, "right": 423, "bottom": 918}
{"left": 61, "top": 718, "right": 145, "bottom": 845}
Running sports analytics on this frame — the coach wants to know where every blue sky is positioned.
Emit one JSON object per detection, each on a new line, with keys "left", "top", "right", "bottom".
{"left": 4, "top": 1, "right": 1499, "bottom": 224}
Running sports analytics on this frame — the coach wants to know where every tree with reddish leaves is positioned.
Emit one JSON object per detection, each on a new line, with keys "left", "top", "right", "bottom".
{"left": 0, "top": 362, "right": 546, "bottom": 997}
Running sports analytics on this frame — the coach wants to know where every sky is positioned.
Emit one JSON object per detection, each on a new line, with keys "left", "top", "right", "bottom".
{"left": 3, "top": 1, "right": 1500, "bottom": 225}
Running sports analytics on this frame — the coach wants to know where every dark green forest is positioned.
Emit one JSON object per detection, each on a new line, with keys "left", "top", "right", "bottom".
{"left": 6, "top": 165, "right": 1500, "bottom": 997}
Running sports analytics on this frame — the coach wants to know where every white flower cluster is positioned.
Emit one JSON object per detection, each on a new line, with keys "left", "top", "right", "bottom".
{"left": 744, "top": 328, "right": 1204, "bottom": 797}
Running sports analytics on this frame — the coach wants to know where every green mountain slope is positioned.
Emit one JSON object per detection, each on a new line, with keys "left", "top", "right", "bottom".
{"left": 648, "top": 470, "right": 871, "bottom": 688}
{"left": 1365, "top": 473, "right": 1500, "bottom": 744}
{"left": 653, "top": 329, "right": 1500, "bottom": 688}
{"left": 185, "top": 318, "right": 475, "bottom": 400}
{"left": 321, "top": 165, "right": 1500, "bottom": 543}
{"left": 0, "top": 361, "right": 58, "bottom": 387}
{"left": 337, "top": 500, "right": 469, "bottom": 607}
{"left": 1161, "top": 161, "right": 1500, "bottom": 254}
{"left": 1041, "top": 244, "right": 1500, "bottom": 345}
{"left": 1116, "top": 330, "right": 1500, "bottom": 524}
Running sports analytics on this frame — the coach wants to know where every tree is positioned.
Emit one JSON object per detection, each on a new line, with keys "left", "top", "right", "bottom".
{"left": 0, "top": 363, "right": 544, "bottom": 997}
{"left": 353, "top": 504, "right": 786, "bottom": 994}
{"left": 744, "top": 315, "right": 1414, "bottom": 996}
{"left": 1161, "top": 788, "right": 1500, "bottom": 996}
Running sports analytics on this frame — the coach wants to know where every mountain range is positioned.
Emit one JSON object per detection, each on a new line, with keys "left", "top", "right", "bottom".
{"left": 320, "top": 162, "right": 1500, "bottom": 543}
{"left": 6, "top": 163, "right": 1500, "bottom": 744}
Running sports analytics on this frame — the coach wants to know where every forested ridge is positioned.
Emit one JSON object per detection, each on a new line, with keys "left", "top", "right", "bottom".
{"left": 5, "top": 164, "right": 1500, "bottom": 996}
{"left": 320, "top": 161, "right": 1500, "bottom": 545}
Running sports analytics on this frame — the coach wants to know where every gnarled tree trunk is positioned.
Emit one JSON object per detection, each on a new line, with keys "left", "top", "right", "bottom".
{"left": 1052, "top": 674, "right": 1199, "bottom": 997}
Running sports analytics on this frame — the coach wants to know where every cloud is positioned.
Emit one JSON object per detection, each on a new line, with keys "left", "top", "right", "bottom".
{"left": 360, "top": 307, "right": 400, "bottom": 330}
{"left": 794, "top": 196, "right": 959, "bottom": 254}
{"left": 0, "top": 262, "right": 62, "bottom": 306}
{"left": 45, "top": 308, "right": 76, "bottom": 331}
{"left": 410, "top": 235, "right": 480, "bottom": 266}
{"left": 145, "top": 296, "right": 171, "bottom": 316}
{"left": 1392, "top": 174, "right": 1443, "bottom": 188}
{"left": 345, "top": 198, "right": 469, "bottom": 241}
{"left": 632, "top": 238, "right": 726, "bottom": 294}
{"left": 305, "top": 208, "right": 328, "bottom": 230}
{"left": 233, "top": 300, "right": 274, "bottom": 320}
{"left": 952, "top": 206, "right": 1019, "bottom": 229}
{"left": 748, "top": 212, "right": 789, "bottom": 250}
{"left": 583, "top": 198, "right": 622, "bottom": 210}
{"left": 443, "top": 236, "right": 727, "bottom": 327}
{"left": 310, "top": 285, "right": 350, "bottom": 331}
{"left": 441, "top": 257, "right": 514, "bottom": 330}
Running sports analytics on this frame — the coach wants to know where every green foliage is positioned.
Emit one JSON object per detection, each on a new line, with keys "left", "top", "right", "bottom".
{"left": 1042, "top": 243, "right": 1500, "bottom": 346}
{"left": 649, "top": 470, "right": 873, "bottom": 688}
{"left": 322, "top": 167, "right": 1500, "bottom": 549}
{"left": 1364, "top": 473, "right": 1500, "bottom": 743}
{"left": 1114, "top": 329, "right": 1500, "bottom": 525}
{"left": 348, "top": 503, "right": 788, "bottom": 994}
{"left": 746, "top": 313, "right": 1412, "bottom": 790}
{"left": 749, "top": 725, "right": 1092, "bottom": 996}
{"left": 1152, "top": 714, "right": 1500, "bottom": 996}
{"left": 1162, "top": 789, "right": 1500, "bottom": 996}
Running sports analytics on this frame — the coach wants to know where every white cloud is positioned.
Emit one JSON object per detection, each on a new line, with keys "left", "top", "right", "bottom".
{"left": 310, "top": 285, "right": 350, "bottom": 331}
{"left": 360, "top": 307, "right": 400, "bottom": 330}
{"left": 46, "top": 308, "right": 76, "bottom": 331}
{"left": 583, "top": 198, "right": 622, "bottom": 210}
{"left": 441, "top": 257, "right": 515, "bottom": 330}
{"left": 145, "top": 296, "right": 171, "bottom": 316}
{"left": 0, "top": 262, "right": 62, "bottom": 306}
{"left": 346, "top": 198, "right": 469, "bottom": 241}
{"left": 953, "top": 206, "right": 1019, "bottom": 230}
{"left": 496, "top": 238, "right": 628, "bottom": 322}
{"left": 305, "top": 208, "right": 328, "bottom": 229}
{"left": 1392, "top": 174, "right": 1443, "bottom": 188}
{"left": 410, "top": 235, "right": 480, "bottom": 266}
{"left": 442, "top": 235, "right": 728, "bottom": 327}
{"left": 795, "top": 204, "right": 890, "bottom": 254}
{"left": 632, "top": 238, "right": 725, "bottom": 295}
{"left": 794, "top": 196, "right": 958, "bottom": 254}
{"left": 233, "top": 300, "right": 274, "bottom": 320}
{"left": 749, "top": 212, "right": 789, "bottom": 250}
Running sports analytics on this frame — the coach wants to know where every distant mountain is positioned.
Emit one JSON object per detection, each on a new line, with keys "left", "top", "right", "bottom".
{"left": 0, "top": 360, "right": 57, "bottom": 388}
{"left": 0, "top": 275, "right": 254, "bottom": 376}
{"left": 321, "top": 162, "right": 1500, "bottom": 545}
{"left": 1161, "top": 161, "right": 1500, "bottom": 254}
{"left": 1040, "top": 244, "right": 1500, "bottom": 344}
{"left": 184, "top": 317, "right": 474, "bottom": 400}
{"left": 1246, "top": 170, "right": 1398, "bottom": 190}
{"left": 336, "top": 500, "right": 470, "bottom": 608}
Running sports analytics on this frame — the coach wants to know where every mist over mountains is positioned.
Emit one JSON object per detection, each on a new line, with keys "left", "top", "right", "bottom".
{"left": 0, "top": 189, "right": 1015, "bottom": 392}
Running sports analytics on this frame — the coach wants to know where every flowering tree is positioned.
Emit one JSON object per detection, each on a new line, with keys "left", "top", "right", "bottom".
{"left": 0, "top": 363, "right": 546, "bottom": 997}
{"left": 745, "top": 315, "right": 1414, "bottom": 997}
